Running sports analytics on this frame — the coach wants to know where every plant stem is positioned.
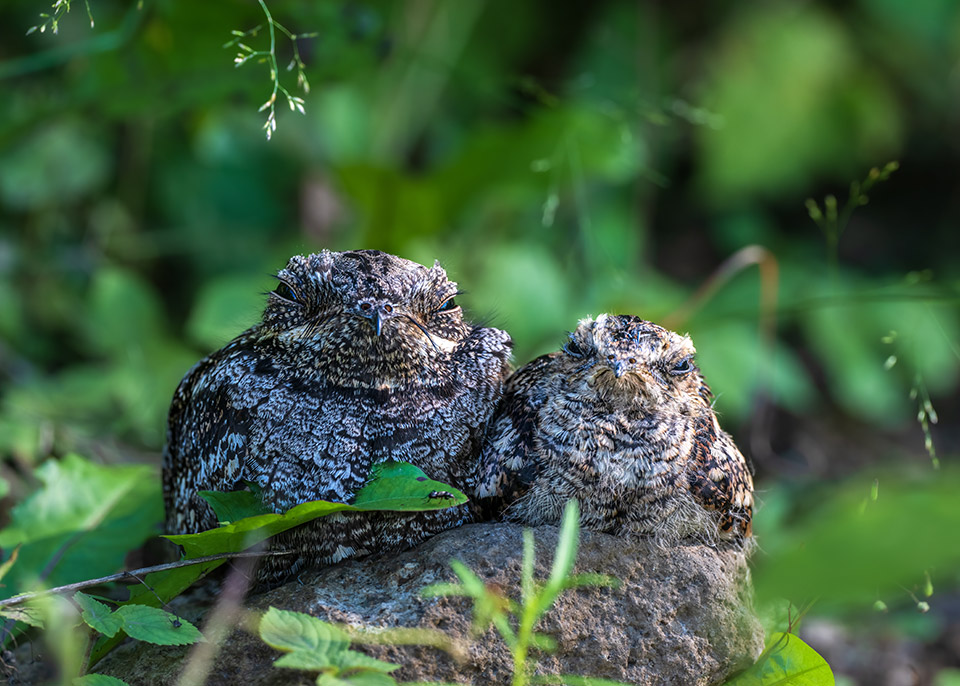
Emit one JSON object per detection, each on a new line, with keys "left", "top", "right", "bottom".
{"left": 0, "top": 550, "right": 292, "bottom": 609}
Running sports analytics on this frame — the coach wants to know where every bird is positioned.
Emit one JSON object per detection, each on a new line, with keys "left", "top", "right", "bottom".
{"left": 475, "top": 314, "right": 753, "bottom": 544}
{"left": 162, "top": 249, "right": 513, "bottom": 582}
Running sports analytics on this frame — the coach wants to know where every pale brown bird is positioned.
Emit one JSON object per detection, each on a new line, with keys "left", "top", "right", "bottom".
{"left": 476, "top": 314, "right": 753, "bottom": 544}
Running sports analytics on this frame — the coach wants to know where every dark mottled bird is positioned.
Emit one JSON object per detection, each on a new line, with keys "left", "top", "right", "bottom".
{"left": 163, "top": 249, "right": 512, "bottom": 581}
{"left": 476, "top": 314, "right": 753, "bottom": 543}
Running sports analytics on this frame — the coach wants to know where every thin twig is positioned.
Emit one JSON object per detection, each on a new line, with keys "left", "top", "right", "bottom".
{"left": 0, "top": 550, "right": 293, "bottom": 609}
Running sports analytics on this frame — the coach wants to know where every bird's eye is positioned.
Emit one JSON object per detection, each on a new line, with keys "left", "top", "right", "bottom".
{"left": 670, "top": 357, "right": 693, "bottom": 375}
{"left": 563, "top": 338, "right": 584, "bottom": 358}
{"left": 437, "top": 297, "right": 458, "bottom": 313}
{"left": 272, "top": 282, "right": 298, "bottom": 303}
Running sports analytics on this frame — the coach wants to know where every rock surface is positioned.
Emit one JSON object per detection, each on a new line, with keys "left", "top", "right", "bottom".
{"left": 92, "top": 522, "right": 763, "bottom": 685}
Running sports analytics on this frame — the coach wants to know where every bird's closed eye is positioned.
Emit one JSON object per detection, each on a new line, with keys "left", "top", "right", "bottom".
{"left": 272, "top": 282, "right": 298, "bottom": 303}
{"left": 563, "top": 338, "right": 585, "bottom": 358}
{"left": 669, "top": 357, "right": 694, "bottom": 375}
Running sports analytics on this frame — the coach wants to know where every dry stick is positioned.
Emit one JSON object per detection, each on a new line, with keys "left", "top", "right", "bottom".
{"left": 0, "top": 550, "right": 293, "bottom": 609}
{"left": 661, "top": 245, "right": 780, "bottom": 464}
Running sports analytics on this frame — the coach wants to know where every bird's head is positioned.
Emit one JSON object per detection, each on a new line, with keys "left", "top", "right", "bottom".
{"left": 562, "top": 314, "right": 710, "bottom": 409}
{"left": 260, "top": 250, "right": 473, "bottom": 388}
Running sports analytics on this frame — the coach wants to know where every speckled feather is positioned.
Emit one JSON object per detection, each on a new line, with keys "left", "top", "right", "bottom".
{"left": 163, "top": 250, "right": 512, "bottom": 582}
{"left": 476, "top": 314, "right": 753, "bottom": 542}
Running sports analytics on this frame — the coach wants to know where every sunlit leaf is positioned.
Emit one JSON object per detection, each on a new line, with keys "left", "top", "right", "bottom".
{"left": 73, "top": 675, "right": 131, "bottom": 686}
{"left": 113, "top": 604, "right": 204, "bottom": 646}
{"left": 258, "top": 607, "right": 349, "bottom": 656}
{"left": 724, "top": 632, "right": 834, "bottom": 685}
{"left": 74, "top": 592, "right": 122, "bottom": 638}
{"left": 0, "top": 455, "right": 162, "bottom": 598}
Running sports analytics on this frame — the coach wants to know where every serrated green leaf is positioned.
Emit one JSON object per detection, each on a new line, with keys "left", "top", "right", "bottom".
{"left": 259, "top": 607, "right": 349, "bottom": 656}
{"left": 332, "top": 649, "right": 399, "bottom": 673}
{"left": 352, "top": 461, "right": 467, "bottom": 511}
{"left": 74, "top": 593, "right": 122, "bottom": 638}
{"left": 273, "top": 650, "right": 336, "bottom": 671}
{"left": 0, "top": 605, "right": 45, "bottom": 628}
{"left": 724, "top": 632, "right": 834, "bottom": 686}
{"left": 113, "top": 605, "right": 204, "bottom": 646}
{"left": 73, "top": 675, "right": 131, "bottom": 686}
{"left": 199, "top": 488, "right": 270, "bottom": 524}
{"left": 0, "top": 455, "right": 162, "bottom": 598}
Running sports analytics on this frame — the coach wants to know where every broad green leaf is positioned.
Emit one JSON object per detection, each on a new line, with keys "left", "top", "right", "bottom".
{"left": 74, "top": 593, "right": 122, "bottom": 638}
{"left": 259, "top": 607, "right": 349, "bottom": 656}
{"left": 333, "top": 672, "right": 397, "bottom": 686}
{"left": 273, "top": 650, "right": 336, "bottom": 671}
{"left": 167, "top": 461, "right": 465, "bottom": 560}
{"left": 332, "top": 649, "right": 399, "bottom": 673}
{"left": 93, "top": 464, "right": 464, "bottom": 665}
{"left": 73, "top": 675, "right": 130, "bottom": 686}
{"left": 0, "top": 455, "right": 162, "bottom": 598}
{"left": 352, "top": 461, "right": 468, "bottom": 510}
{"left": 113, "top": 605, "right": 204, "bottom": 646}
{"left": 165, "top": 500, "right": 357, "bottom": 560}
{"left": 199, "top": 488, "right": 270, "bottom": 524}
{"left": 724, "top": 632, "right": 834, "bottom": 685}
{"left": 317, "top": 674, "right": 396, "bottom": 686}
{"left": 0, "top": 605, "right": 45, "bottom": 628}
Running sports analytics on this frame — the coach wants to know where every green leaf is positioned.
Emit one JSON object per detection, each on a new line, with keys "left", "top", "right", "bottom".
{"left": 73, "top": 675, "right": 131, "bottom": 686}
{"left": 724, "top": 632, "right": 834, "bottom": 685}
{"left": 259, "top": 607, "right": 349, "bottom": 657}
{"left": 273, "top": 650, "right": 336, "bottom": 671}
{"left": 112, "top": 605, "right": 204, "bottom": 646}
{"left": 335, "top": 672, "right": 397, "bottom": 686}
{"left": 332, "top": 649, "right": 399, "bottom": 673}
{"left": 199, "top": 487, "right": 270, "bottom": 524}
{"left": 352, "top": 461, "right": 467, "bottom": 511}
{"left": 95, "top": 463, "right": 464, "bottom": 665}
{"left": 74, "top": 593, "right": 122, "bottom": 638}
{"left": 0, "top": 455, "right": 162, "bottom": 598}
{"left": 165, "top": 500, "right": 357, "bottom": 560}
{"left": 0, "top": 605, "right": 45, "bottom": 628}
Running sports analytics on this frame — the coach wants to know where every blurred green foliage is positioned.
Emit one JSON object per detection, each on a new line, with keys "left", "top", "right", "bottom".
{"left": 1, "top": 0, "right": 957, "bottom": 470}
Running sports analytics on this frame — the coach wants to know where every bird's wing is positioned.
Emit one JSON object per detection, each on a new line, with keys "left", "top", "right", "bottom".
{"left": 475, "top": 353, "right": 558, "bottom": 504}
{"left": 686, "top": 413, "right": 754, "bottom": 538}
{"left": 162, "top": 339, "right": 259, "bottom": 533}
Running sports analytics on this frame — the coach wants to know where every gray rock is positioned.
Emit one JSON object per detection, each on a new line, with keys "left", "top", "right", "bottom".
{"left": 93, "top": 522, "right": 764, "bottom": 686}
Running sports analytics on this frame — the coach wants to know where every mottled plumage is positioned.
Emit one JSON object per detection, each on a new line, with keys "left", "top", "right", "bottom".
{"left": 477, "top": 314, "right": 753, "bottom": 543}
{"left": 163, "top": 249, "right": 512, "bottom": 581}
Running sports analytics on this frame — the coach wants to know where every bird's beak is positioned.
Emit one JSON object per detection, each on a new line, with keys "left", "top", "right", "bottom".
{"left": 372, "top": 309, "right": 383, "bottom": 337}
{"left": 613, "top": 361, "right": 628, "bottom": 378}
